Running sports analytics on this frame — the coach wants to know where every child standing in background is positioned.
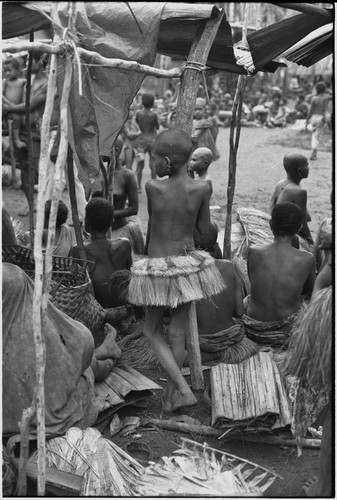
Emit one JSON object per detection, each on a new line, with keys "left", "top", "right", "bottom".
{"left": 135, "top": 93, "right": 159, "bottom": 192}
{"left": 2, "top": 56, "right": 26, "bottom": 149}
{"left": 191, "top": 98, "right": 220, "bottom": 160}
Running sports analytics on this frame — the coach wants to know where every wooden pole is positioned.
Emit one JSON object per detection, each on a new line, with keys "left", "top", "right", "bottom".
{"left": 26, "top": 29, "right": 35, "bottom": 247}
{"left": 175, "top": 10, "right": 225, "bottom": 135}
{"left": 223, "top": 75, "right": 247, "bottom": 259}
{"left": 175, "top": 9, "right": 225, "bottom": 390}
{"left": 67, "top": 148, "right": 87, "bottom": 261}
{"left": 2, "top": 41, "right": 184, "bottom": 79}
{"left": 223, "top": 3, "right": 249, "bottom": 259}
{"left": 29, "top": 49, "right": 58, "bottom": 497}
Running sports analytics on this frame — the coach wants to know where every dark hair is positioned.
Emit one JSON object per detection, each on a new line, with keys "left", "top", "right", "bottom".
{"left": 271, "top": 203, "right": 302, "bottom": 237}
{"left": 44, "top": 199, "right": 69, "bottom": 227}
{"left": 194, "top": 222, "right": 219, "bottom": 251}
{"left": 91, "top": 190, "right": 104, "bottom": 198}
{"left": 153, "top": 128, "right": 192, "bottom": 167}
{"left": 283, "top": 153, "right": 308, "bottom": 174}
{"left": 142, "top": 93, "right": 155, "bottom": 109}
{"left": 315, "top": 82, "right": 326, "bottom": 94}
{"left": 4, "top": 56, "right": 22, "bottom": 71}
{"left": 85, "top": 198, "right": 114, "bottom": 232}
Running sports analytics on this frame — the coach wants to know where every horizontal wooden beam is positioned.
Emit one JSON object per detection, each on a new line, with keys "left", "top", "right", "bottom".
{"left": 2, "top": 41, "right": 183, "bottom": 79}
{"left": 271, "top": 3, "right": 332, "bottom": 20}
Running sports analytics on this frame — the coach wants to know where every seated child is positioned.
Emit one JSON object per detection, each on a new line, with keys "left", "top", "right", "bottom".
{"left": 191, "top": 98, "right": 220, "bottom": 160}
{"left": 192, "top": 224, "right": 258, "bottom": 364}
{"left": 265, "top": 92, "right": 287, "bottom": 128}
{"left": 189, "top": 146, "right": 213, "bottom": 195}
{"left": 194, "top": 221, "right": 222, "bottom": 259}
{"left": 42, "top": 199, "right": 73, "bottom": 257}
{"left": 243, "top": 202, "right": 316, "bottom": 348}
{"left": 70, "top": 198, "right": 132, "bottom": 309}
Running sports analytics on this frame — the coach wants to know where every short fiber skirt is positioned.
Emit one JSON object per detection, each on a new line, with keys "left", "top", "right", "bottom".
{"left": 128, "top": 249, "right": 226, "bottom": 308}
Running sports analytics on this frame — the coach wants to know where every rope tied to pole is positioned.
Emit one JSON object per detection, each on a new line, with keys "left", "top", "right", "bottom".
{"left": 182, "top": 60, "right": 210, "bottom": 102}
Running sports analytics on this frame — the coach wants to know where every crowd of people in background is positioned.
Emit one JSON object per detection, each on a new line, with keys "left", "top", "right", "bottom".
{"left": 2, "top": 52, "right": 333, "bottom": 179}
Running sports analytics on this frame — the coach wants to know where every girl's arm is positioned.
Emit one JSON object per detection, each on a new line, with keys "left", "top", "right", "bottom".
{"left": 113, "top": 172, "right": 139, "bottom": 219}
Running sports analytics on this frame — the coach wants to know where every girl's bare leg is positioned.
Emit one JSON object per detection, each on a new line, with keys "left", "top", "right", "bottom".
{"left": 136, "top": 159, "right": 144, "bottom": 192}
{"left": 144, "top": 306, "right": 196, "bottom": 412}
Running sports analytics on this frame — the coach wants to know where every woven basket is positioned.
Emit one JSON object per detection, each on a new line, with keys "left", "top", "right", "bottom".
{"left": 2, "top": 245, "right": 106, "bottom": 333}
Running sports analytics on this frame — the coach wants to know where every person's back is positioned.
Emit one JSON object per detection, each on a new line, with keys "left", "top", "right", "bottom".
{"left": 247, "top": 203, "right": 315, "bottom": 322}
{"left": 79, "top": 237, "right": 131, "bottom": 308}
{"left": 147, "top": 173, "right": 210, "bottom": 258}
{"left": 309, "top": 91, "right": 327, "bottom": 116}
{"left": 270, "top": 153, "right": 313, "bottom": 245}
{"left": 136, "top": 93, "right": 159, "bottom": 137}
{"left": 197, "top": 259, "right": 243, "bottom": 333}
{"left": 70, "top": 198, "right": 132, "bottom": 308}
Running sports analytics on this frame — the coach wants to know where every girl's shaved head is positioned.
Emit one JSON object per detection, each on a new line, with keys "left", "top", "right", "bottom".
{"left": 153, "top": 129, "right": 192, "bottom": 166}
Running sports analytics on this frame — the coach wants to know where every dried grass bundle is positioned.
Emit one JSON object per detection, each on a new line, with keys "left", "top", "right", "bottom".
{"left": 282, "top": 286, "right": 332, "bottom": 391}
{"left": 233, "top": 207, "right": 273, "bottom": 260}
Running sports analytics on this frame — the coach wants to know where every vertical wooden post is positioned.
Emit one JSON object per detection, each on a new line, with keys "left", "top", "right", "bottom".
{"left": 26, "top": 29, "right": 35, "bottom": 247}
{"left": 30, "top": 48, "right": 58, "bottom": 497}
{"left": 67, "top": 148, "right": 87, "bottom": 261}
{"left": 223, "top": 75, "right": 247, "bottom": 259}
{"left": 175, "top": 9, "right": 225, "bottom": 390}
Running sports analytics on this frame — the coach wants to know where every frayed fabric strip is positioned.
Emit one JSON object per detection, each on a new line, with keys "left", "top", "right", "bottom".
{"left": 128, "top": 250, "right": 226, "bottom": 308}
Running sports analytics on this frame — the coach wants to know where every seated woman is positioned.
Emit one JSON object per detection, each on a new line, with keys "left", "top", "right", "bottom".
{"left": 110, "top": 136, "right": 145, "bottom": 255}
{"left": 2, "top": 262, "right": 122, "bottom": 437}
{"left": 42, "top": 199, "right": 73, "bottom": 257}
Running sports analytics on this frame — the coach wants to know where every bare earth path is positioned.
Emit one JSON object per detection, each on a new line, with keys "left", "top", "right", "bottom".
{"left": 2, "top": 124, "right": 332, "bottom": 497}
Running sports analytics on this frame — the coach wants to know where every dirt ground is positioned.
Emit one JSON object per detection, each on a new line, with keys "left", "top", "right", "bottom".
{"left": 2, "top": 123, "right": 332, "bottom": 497}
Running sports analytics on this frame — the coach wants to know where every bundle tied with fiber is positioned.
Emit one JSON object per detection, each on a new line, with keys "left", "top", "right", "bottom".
{"left": 231, "top": 208, "right": 274, "bottom": 295}
{"left": 282, "top": 286, "right": 332, "bottom": 392}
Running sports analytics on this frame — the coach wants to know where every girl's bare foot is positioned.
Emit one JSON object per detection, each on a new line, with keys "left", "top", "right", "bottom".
{"left": 171, "top": 387, "right": 197, "bottom": 412}
{"left": 94, "top": 324, "right": 122, "bottom": 361}
{"left": 161, "top": 381, "right": 176, "bottom": 413}
{"left": 302, "top": 477, "right": 318, "bottom": 497}
{"left": 92, "top": 358, "right": 114, "bottom": 381}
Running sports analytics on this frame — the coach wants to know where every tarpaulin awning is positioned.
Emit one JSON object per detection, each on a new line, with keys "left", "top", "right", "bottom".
{"left": 281, "top": 23, "right": 333, "bottom": 67}
{"left": 247, "top": 11, "right": 333, "bottom": 71}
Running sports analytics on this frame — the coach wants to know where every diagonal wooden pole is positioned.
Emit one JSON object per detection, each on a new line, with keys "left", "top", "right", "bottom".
{"left": 175, "top": 8, "right": 225, "bottom": 391}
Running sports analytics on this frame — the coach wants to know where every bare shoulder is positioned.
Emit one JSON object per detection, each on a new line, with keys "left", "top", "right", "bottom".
{"left": 297, "top": 248, "right": 316, "bottom": 264}
{"left": 145, "top": 179, "right": 162, "bottom": 193}
{"left": 110, "top": 237, "right": 131, "bottom": 251}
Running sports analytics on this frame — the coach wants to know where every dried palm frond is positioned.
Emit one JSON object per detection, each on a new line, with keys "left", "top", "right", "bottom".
{"left": 136, "top": 437, "right": 279, "bottom": 496}
{"left": 282, "top": 286, "right": 332, "bottom": 392}
{"left": 30, "top": 427, "right": 144, "bottom": 497}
